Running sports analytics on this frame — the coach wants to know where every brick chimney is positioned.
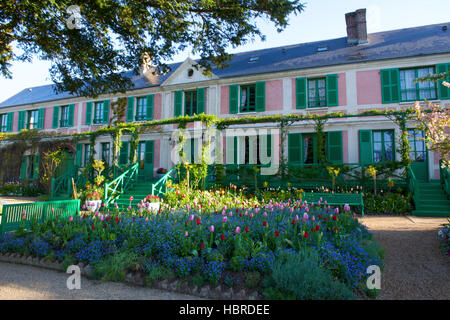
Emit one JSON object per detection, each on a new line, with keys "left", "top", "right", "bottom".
{"left": 345, "top": 9, "right": 368, "bottom": 45}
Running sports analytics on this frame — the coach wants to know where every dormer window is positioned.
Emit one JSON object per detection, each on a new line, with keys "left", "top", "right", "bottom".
{"left": 187, "top": 68, "right": 194, "bottom": 77}
{"left": 248, "top": 56, "right": 260, "bottom": 63}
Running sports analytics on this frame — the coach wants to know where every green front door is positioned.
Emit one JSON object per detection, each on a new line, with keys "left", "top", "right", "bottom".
{"left": 55, "top": 149, "right": 73, "bottom": 178}
{"left": 138, "top": 141, "right": 154, "bottom": 181}
{"left": 408, "top": 129, "right": 428, "bottom": 181}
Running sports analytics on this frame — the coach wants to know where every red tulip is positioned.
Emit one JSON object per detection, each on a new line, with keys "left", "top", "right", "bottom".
{"left": 220, "top": 234, "right": 225, "bottom": 241}
{"left": 304, "top": 232, "right": 309, "bottom": 238}
{"left": 129, "top": 196, "right": 134, "bottom": 201}
{"left": 332, "top": 216, "right": 337, "bottom": 221}
{"left": 245, "top": 227, "right": 249, "bottom": 232}
{"left": 263, "top": 221, "right": 267, "bottom": 227}
{"left": 316, "top": 225, "right": 320, "bottom": 231}
{"left": 106, "top": 217, "right": 110, "bottom": 222}
{"left": 104, "top": 224, "right": 107, "bottom": 228}
{"left": 324, "top": 218, "right": 327, "bottom": 222}
{"left": 318, "top": 214, "right": 322, "bottom": 219}
{"left": 275, "top": 230, "right": 280, "bottom": 237}
{"left": 196, "top": 218, "right": 201, "bottom": 225}
{"left": 291, "top": 220, "right": 296, "bottom": 225}
{"left": 334, "top": 227, "right": 339, "bottom": 233}
{"left": 91, "top": 225, "right": 95, "bottom": 230}
{"left": 200, "top": 243, "right": 205, "bottom": 249}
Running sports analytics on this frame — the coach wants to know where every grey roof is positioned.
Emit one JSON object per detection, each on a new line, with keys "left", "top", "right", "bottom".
{"left": 1, "top": 22, "right": 449, "bottom": 109}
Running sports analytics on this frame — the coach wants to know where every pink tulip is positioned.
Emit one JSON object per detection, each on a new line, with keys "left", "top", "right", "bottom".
{"left": 222, "top": 216, "right": 228, "bottom": 223}
{"left": 235, "top": 227, "right": 241, "bottom": 234}
{"left": 209, "top": 225, "right": 215, "bottom": 233}
{"left": 189, "top": 214, "right": 194, "bottom": 221}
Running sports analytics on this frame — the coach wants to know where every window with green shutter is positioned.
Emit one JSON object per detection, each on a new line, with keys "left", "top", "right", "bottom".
{"left": 75, "top": 143, "right": 82, "bottom": 167}
{"left": 288, "top": 133, "right": 302, "bottom": 164}
{"left": 68, "top": 104, "right": 74, "bottom": 127}
{"left": 101, "top": 142, "right": 110, "bottom": 165}
{"left": 32, "top": 154, "right": 40, "bottom": 180}
{"left": 373, "top": 130, "right": 395, "bottom": 162}
{"left": 197, "top": 87, "right": 205, "bottom": 114}
{"left": 127, "top": 97, "right": 134, "bottom": 122}
{"left": 399, "top": 66, "right": 437, "bottom": 101}
{"left": 53, "top": 106, "right": 60, "bottom": 128}
{"left": 326, "top": 74, "right": 338, "bottom": 106}
{"left": 308, "top": 78, "right": 327, "bottom": 108}
{"left": 229, "top": 85, "right": 239, "bottom": 114}
{"left": 136, "top": 97, "right": 147, "bottom": 121}
{"left": 18, "top": 110, "right": 25, "bottom": 131}
{"left": 437, "top": 63, "right": 450, "bottom": 100}
{"left": 184, "top": 90, "right": 197, "bottom": 116}
{"left": 85, "top": 102, "right": 92, "bottom": 125}
{"left": 93, "top": 102, "right": 104, "bottom": 124}
{"left": 6, "top": 112, "right": 13, "bottom": 132}
{"left": 295, "top": 77, "right": 307, "bottom": 109}
{"left": 37, "top": 108, "right": 45, "bottom": 129}
{"left": 327, "top": 131, "right": 343, "bottom": 164}
{"left": 359, "top": 130, "right": 373, "bottom": 164}
{"left": 381, "top": 68, "right": 400, "bottom": 103}
{"left": 174, "top": 91, "right": 182, "bottom": 117}
{"left": 27, "top": 110, "right": 39, "bottom": 129}
{"left": 20, "top": 155, "right": 28, "bottom": 180}
{"left": 240, "top": 84, "right": 256, "bottom": 112}
{"left": 103, "top": 100, "right": 110, "bottom": 124}
{"left": 83, "top": 144, "right": 91, "bottom": 167}
{"left": 255, "top": 81, "right": 265, "bottom": 112}
{"left": 146, "top": 94, "right": 154, "bottom": 120}
{"left": 60, "top": 105, "right": 70, "bottom": 127}
{"left": 0, "top": 114, "right": 7, "bottom": 132}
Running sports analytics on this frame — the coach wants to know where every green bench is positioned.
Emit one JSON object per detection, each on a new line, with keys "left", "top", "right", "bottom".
{"left": 302, "top": 192, "right": 364, "bottom": 216}
{"left": 0, "top": 199, "right": 80, "bottom": 235}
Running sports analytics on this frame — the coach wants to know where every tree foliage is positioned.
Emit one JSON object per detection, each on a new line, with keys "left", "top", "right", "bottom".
{"left": 0, "top": 0, "right": 305, "bottom": 97}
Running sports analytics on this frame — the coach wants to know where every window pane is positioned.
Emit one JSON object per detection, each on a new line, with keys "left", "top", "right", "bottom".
{"left": 373, "top": 131, "right": 382, "bottom": 143}
{"left": 318, "top": 79, "right": 326, "bottom": 106}
{"left": 400, "top": 69, "right": 417, "bottom": 101}
{"left": 373, "top": 142, "right": 383, "bottom": 162}
{"left": 417, "top": 67, "right": 436, "bottom": 100}
{"left": 303, "top": 136, "right": 314, "bottom": 164}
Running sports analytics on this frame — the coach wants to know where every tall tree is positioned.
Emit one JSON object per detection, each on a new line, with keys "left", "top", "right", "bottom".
{"left": 0, "top": 0, "right": 305, "bottom": 97}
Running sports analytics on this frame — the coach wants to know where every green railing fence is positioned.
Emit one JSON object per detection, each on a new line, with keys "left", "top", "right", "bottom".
{"left": 0, "top": 199, "right": 80, "bottom": 235}
{"left": 302, "top": 192, "right": 364, "bottom": 216}
{"left": 103, "top": 162, "right": 139, "bottom": 207}
{"left": 440, "top": 161, "right": 450, "bottom": 199}
{"left": 151, "top": 167, "right": 178, "bottom": 198}
{"left": 408, "top": 166, "right": 420, "bottom": 205}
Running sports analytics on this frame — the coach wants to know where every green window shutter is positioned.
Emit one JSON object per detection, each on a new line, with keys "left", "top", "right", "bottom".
{"left": 288, "top": 133, "right": 303, "bottom": 164}
{"left": 68, "top": 104, "right": 75, "bottom": 127}
{"left": 267, "top": 134, "right": 272, "bottom": 158}
{"left": 6, "top": 112, "right": 14, "bottom": 132}
{"left": 75, "top": 143, "right": 82, "bottom": 167}
{"left": 380, "top": 68, "right": 400, "bottom": 103}
{"left": 437, "top": 63, "right": 450, "bottom": 100}
{"left": 326, "top": 74, "right": 339, "bottom": 107}
{"left": 229, "top": 85, "right": 239, "bottom": 114}
{"left": 20, "top": 155, "right": 27, "bottom": 180}
{"left": 359, "top": 130, "right": 373, "bottom": 165}
{"left": 255, "top": 81, "right": 265, "bottom": 112}
{"left": 145, "top": 140, "right": 154, "bottom": 163}
{"left": 197, "top": 87, "right": 205, "bottom": 114}
{"left": 103, "top": 100, "right": 110, "bottom": 124}
{"left": 37, "top": 108, "right": 45, "bottom": 129}
{"left": 127, "top": 97, "right": 134, "bottom": 122}
{"left": 32, "top": 154, "right": 40, "bottom": 180}
{"left": 85, "top": 102, "right": 92, "bottom": 125}
{"left": 174, "top": 91, "right": 182, "bottom": 117}
{"left": 327, "top": 131, "right": 343, "bottom": 164}
{"left": 146, "top": 94, "right": 154, "bottom": 120}
{"left": 119, "top": 141, "right": 129, "bottom": 165}
{"left": 18, "top": 111, "right": 26, "bottom": 131}
{"left": 295, "top": 77, "right": 307, "bottom": 109}
{"left": 52, "top": 106, "right": 60, "bottom": 128}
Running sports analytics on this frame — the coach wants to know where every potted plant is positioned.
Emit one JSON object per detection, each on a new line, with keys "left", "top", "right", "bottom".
{"left": 143, "top": 194, "right": 160, "bottom": 213}
{"left": 85, "top": 191, "right": 102, "bottom": 212}
{"left": 156, "top": 168, "right": 168, "bottom": 179}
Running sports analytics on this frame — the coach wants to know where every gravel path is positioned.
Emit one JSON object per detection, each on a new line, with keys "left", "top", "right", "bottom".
{"left": 0, "top": 196, "right": 39, "bottom": 204}
{"left": 358, "top": 216, "right": 450, "bottom": 300}
{"left": 0, "top": 262, "right": 203, "bottom": 300}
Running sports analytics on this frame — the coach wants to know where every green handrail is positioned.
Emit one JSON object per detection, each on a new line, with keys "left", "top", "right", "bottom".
{"left": 103, "top": 162, "right": 139, "bottom": 207}
{"left": 408, "top": 166, "right": 420, "bottom": 203}
{"left": 440, "top": 160, "right": 450, "bottom": 198}
{"left": 151, "top": 167, "right": 177, "bottom": 197}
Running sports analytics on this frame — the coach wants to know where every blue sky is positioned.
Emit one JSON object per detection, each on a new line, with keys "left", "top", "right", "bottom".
{"left": 1, "top": 0, "right": 449, "bottom": 102}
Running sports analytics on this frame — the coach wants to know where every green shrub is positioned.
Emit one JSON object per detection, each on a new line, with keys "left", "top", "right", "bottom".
{"left": 262, "top": 287, "right": 295, "bottom": 300}
{"left": 145, "top": 264, "right": 175, "bottom": 286}
{"left": 361, "top": 239, "right": 385, "bottom": 266}
{"left": 264, "top": 254, "right": 355, "bottom": 300}
{"left": 95, "top": 251, "right": 140, "bottom": 282}
{"left": 190, "top": 273, "right": 205, "bottom": 287}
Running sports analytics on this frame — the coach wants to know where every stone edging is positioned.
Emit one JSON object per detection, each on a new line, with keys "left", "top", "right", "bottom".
{"left": 0, "top": 253, "right": 262, "bottom": 300}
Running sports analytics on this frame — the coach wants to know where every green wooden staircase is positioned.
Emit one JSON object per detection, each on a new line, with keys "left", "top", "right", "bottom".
{"left": 412, "top": 180, "right": 450, "bottom": 217}
{"left": 110, "top": 181, "right": 157, "bottom": 209}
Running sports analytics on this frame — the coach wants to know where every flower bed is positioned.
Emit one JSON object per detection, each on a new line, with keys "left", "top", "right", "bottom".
{"left": 437, "top": 220, "right": 450, "bottom": 256}
{"left": 0, "top": 198, "right": 384, "bottom": 299}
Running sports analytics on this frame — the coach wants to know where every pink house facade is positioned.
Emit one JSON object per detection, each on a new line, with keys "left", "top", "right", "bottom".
{"left": 0, "top": 9, "right": 449, "bottom": 184}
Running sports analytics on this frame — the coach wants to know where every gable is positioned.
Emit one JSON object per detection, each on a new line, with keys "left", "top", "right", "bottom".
{"left": 161, "top": 58, "right": 218, "bottom": 86}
